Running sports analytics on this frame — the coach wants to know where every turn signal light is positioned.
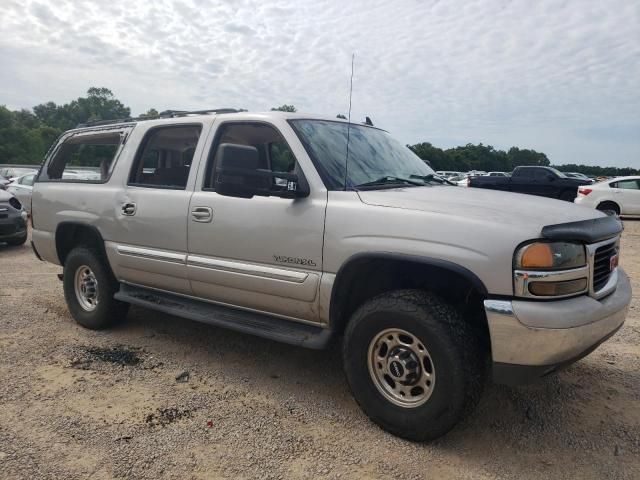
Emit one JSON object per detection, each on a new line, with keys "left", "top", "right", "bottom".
{"left": 520, "top": 243, "right": 554, "bottom": 269}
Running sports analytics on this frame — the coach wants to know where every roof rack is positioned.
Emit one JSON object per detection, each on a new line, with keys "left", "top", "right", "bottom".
{"left": 76, "top": 108, "right": 246, "bottom": 128}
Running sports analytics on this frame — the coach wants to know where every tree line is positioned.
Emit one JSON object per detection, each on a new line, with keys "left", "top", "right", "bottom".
{"left": 1, "top": 89, "right": 637, "bottom": 176}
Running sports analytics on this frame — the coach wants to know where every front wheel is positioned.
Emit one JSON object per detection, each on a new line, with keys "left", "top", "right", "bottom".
{"left": 342, "top": 290, "right": 486, "bottom": 441}
{"left": 63, "top": 247, "right": 129, "bottom": 329}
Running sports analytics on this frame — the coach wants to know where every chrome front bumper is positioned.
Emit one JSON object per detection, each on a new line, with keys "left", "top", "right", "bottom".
{"left": 485, "top": 268, "right": 631, "bottom": 385}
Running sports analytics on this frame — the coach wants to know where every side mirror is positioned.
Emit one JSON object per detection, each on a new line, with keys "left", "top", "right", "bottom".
{"left": 214, "top": 143, "right": 309, "bottom": 199}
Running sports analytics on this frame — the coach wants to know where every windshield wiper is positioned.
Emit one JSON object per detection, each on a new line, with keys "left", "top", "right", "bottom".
{"left": 410, "top": 174, "right": 455, "bottom": 186}
{"left": 354, "top": 176, "right": 425, "bottom": 189}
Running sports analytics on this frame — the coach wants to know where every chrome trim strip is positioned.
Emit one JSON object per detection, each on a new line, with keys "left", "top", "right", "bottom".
{"left": 116, "top": 245, "right": 186, "bottom": 264}
{"left": 187, "top": 255, "right": 308, "bottom": 283}
{"left": 514, "top": 265, "right": 589, "bottom": 299}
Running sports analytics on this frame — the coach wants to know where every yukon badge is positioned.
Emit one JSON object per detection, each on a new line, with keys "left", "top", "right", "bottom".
{"left": 273, "top": 255, "right": 317, "bottom": 267}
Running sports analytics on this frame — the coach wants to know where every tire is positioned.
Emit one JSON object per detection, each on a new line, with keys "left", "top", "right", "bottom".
{"left": 6, "top": 232, "right": 27, "bottom": 246}
{"left": 343, "top": 290, "right": 487, "bottom": 442}
{"left": 63, "top": 247, "right": 129, "bottom": 329}
{"left": 596, "top": 201, "right": 620, "bottom": 216}
{"left": 559, "top": 190, "right": 576, "bottom": 202}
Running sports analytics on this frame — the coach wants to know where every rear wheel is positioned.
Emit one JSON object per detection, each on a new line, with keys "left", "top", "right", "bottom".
{"left": 63, "top": 247, "right": 129, "bottom": 329}
{"left": 342, "top": 290, "right": 487, "bottom": 442}
{"left": 596, "top": 201, "right": 620, "bottom": 216}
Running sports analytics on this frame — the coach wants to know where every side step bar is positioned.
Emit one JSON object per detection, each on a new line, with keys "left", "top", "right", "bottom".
{"left": 114, "top": 284, "right": 333, "bottom": 349}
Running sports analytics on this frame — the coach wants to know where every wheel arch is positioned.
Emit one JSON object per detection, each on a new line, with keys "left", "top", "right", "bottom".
{"left": 596, "top": 200, "right": 621, "bottom": 215}
{"left": 329, "top": 253, "right": 490, "bottom": 339}
{"left": 55, "top": 221, "right": 108, "bottom": 265}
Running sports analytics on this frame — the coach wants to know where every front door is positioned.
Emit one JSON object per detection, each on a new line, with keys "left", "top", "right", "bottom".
{"left": 187, "top": 121, "right": 326, "bottom": 323}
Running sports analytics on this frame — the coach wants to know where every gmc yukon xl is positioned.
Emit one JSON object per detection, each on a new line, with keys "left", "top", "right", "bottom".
{"left": 31, "top": 110, "right": 631, "bottom": 441}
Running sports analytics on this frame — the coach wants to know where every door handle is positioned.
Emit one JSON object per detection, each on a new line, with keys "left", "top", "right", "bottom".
{"left": 121, "top": 202, "right": 137, "bottom": 216}
{"left": 191, "top": 206, "right": 213, "bottom": 223}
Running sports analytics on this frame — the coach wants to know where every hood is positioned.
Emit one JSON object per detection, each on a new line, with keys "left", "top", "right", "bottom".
{"left": 0, "top": 189, "right": 15, "bottom": 202}
{"left": 357, "top": 186, "right": 603, "bottom": 231}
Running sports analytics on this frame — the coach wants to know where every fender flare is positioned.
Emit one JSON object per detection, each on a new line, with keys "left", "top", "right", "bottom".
{"left": 55, "top": 221, "right": 108, "bottom": 264}
{"left": 329, "top": 252, "right": 489, "bottom": 326}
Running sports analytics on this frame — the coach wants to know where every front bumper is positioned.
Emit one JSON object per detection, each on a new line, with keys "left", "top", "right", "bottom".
{"left": 0, "top": 217, "right": 27, "bottom": 241}
{"left": 485, "top": 268, "right": 631, "bottom": 385}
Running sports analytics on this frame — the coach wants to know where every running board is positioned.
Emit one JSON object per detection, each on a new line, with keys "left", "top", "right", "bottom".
{"left": 114, "top": 284, "right": 332, "bottom": 349}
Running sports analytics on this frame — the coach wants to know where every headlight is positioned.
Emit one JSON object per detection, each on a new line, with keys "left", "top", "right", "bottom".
{"left": 514, "top": 242, "right": 588, "bottom": 298}
{"left": 515, "top": 242, "right": 586, "bottom": 270}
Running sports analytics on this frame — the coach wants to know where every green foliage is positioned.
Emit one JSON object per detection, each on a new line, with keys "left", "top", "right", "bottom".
{"left": 1, "top": 88, "right": 130, "bottom": 165}
{"left": 139, "top": 108, "right": 159, "bottom": 119}
{"left": 555, "top": 164, "right": 639, "bottom": 177}
{"left": 270, "top": 104, "right": 297, "bottom": 112}
{"left": 407, "top": 142, "right": 636, "bottom": 176}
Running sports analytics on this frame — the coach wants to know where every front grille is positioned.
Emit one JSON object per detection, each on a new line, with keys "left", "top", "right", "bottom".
{"left": 593, "top": 242, "right": 617, "bottom": 292}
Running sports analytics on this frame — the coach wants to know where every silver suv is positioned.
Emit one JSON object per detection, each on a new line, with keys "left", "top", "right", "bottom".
{"left": 31, "top": 110, "right": 631, "bottom": 441}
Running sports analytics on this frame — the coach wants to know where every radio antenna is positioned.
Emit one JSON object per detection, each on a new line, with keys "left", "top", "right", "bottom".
{"left": 343, "top": 53, "right": 355, "bottom": 191}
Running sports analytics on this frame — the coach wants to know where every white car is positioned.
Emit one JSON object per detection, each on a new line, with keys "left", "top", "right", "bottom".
{"left": 575, "top": 176, "right": 640, "bottom": 215}
{"left": 486, "top": 171, "right": 508, "bottom": 177}
{"left": 6, "top": 172, "right": 36, "bottom": 213}
{"left": 436, "top": 170, "right": 461, "bottom": 179}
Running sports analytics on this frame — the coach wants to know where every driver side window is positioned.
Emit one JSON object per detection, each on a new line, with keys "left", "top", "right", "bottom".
{"left": 203, "top": 122, "right": 298, "bottom": 190}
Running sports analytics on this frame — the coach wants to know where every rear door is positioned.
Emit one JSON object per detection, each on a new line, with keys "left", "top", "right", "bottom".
{"left": 510, "top": 168, "right": 536, "bottom": 194}
{"left": 612, "top": 179, "right": 640, "bottom": 214}
{"left": 106, "top": 123, "right": 208, "bottom": 295}
{"left": 186, "top": 120, "right": 326, "bottom": 323}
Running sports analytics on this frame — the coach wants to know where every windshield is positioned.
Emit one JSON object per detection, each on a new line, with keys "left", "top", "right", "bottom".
{"left": 290, "top": 120, "right": 435, "bottom": 190}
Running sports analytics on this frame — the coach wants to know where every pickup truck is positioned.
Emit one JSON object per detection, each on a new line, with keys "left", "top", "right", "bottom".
{"left": 30, "top": 110, "right": 631, "bottom": 441}
{"left": 469, "top": 166, "right": 591, "bottom": 201}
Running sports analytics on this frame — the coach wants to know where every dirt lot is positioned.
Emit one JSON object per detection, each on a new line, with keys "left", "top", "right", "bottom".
{"left": 1, "top": 223, "right": 639, "bottom": 480}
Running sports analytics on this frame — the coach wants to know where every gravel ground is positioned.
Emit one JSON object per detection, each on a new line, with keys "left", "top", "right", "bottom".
{"left": 0, "top": 222, "right": 639, "bottom": 479}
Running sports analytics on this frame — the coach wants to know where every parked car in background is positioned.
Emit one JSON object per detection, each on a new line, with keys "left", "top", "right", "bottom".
{"left": 486, "top": 171, "right": 508, "bottom": 177}
{"left": 575, "top": 176, "right": 640, "bottom": 216}
{"left": 435, "top": 171, "right": 462, "bottom": 179}
{"left": 565, "top": 172, "right": 594, "bottom": 183}
{"left": 0, "top": 174, "right": 10, "bottom": 190}
{"left": 6, "top": 173, "right": 36, "bottom": 213}
{"left": 0, "top": 167, "right": 38, "bottom": 180}
{"left": 447, "top": 174, "right": 471, "bottom": 186}
{"left": 0, "top": 189, "right": 28, "bottom": 245}
{"left": 469, "top": 166, "right": 591, "bottom": 201}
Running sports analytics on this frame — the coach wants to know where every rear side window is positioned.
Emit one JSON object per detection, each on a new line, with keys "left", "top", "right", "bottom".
{"left": 611, "top": 180, "right": 639, "bottom": 190}
{"left": 128, "top": 125, "right": 202, "bottom": 189}
{"left": 43, "top": 132, "right": 123, "bottom": 182}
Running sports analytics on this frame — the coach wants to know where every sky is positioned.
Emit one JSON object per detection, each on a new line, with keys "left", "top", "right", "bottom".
{"left": 1, "top": 0, "right": 639, "bottom": 168}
